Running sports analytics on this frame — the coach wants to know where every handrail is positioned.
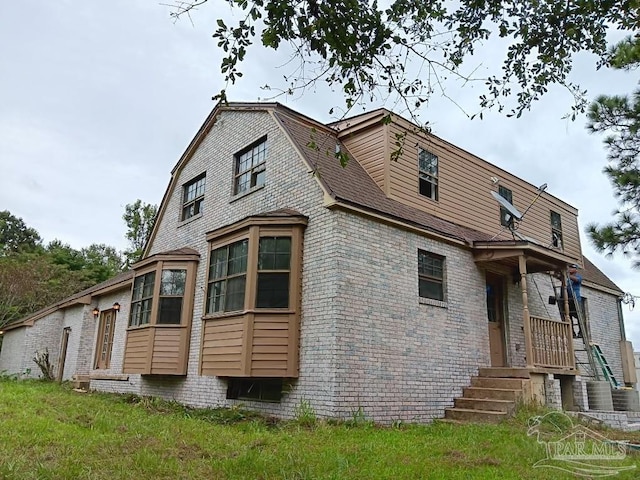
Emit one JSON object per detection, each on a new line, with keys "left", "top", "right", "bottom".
{"left": 530, "top": 315, "right": 574, "bottom": 369}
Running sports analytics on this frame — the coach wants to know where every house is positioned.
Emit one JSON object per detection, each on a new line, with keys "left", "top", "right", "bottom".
{"left": 0, "top": 102, "right": 637, "bottom": 423}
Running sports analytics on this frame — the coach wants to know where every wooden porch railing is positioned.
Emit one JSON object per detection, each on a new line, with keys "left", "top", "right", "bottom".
{"left": 530, "top": 315, "right": 574, "bottom": 369}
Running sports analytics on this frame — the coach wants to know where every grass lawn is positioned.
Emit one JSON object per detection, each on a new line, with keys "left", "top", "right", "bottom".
{"left": 0, "top": 378, "right": 639, "bottom": 479}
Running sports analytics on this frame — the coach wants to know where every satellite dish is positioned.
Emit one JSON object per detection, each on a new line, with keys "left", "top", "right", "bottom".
{"left": 491, "top": 191, "right": 522, "bottom": 221}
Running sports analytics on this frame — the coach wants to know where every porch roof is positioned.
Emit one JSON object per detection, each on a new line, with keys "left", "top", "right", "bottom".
{"left": 472, "top": 239, "right": 577, "bottom": 274}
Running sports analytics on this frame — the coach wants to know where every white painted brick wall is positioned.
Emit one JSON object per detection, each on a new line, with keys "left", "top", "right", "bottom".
{"left": 0, "top": 327, "right": 27, "bottom": 375}
{"left": 583, "top": 286, "right": 624, "bottom": 382}
{"left": 115, "top": 109, "right": 341, "bottom": 418}
{"left": 0, "top": 311, "right": 64, "bottom": 378}
{"left": 328, "top": 211, "right": 490, "bottom": 423}
{"left": 59, "top": 305, "right": 87, "bottom": 381}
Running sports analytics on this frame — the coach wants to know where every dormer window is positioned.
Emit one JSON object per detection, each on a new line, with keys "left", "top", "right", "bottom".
{"left": 234, "top": 137, "right": 267, "bottom": 195}
{"left": 418, "top": 148, "right": 438, "bottom": 201}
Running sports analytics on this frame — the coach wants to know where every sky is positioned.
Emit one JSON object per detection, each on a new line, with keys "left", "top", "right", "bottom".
{"left": 1, "top": 2, "right": 639, "bottom": 347}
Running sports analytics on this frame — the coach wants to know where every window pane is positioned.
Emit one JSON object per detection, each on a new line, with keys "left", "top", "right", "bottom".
{"left": 182, "top": 175, "right": 206, "bottom": 220}
{"left": 419, "top": 149, "right": 438, "bottom": 176}
{"left": 259, "top": 237, "right": 291, "bottom": 270}
{"left": 418, "top": 250, "right": 445, "bottom": 301}
{"left": 419, "top": 279, "right": 444, "bottom": 301}
{"left": 207, "top": 281, "right": 225, "bottom": 313}
{"left": 209, "top": 247, "right": 228, "bottom": 280}
{"left": 256, "top": 272, "right": 289, "bottom": 308}
{"left": 275, "top": 237, "right": 291, "bottom": 254}
{"left": 275, "top": 238, "right": 291, "bottom": 269}
{"left": 419, "top": 178, "right": 433, "bottom": 198}
{"left": 182, "top": 205, "right": 194, "bottom": 220}
{"left": 133, "top": 272, "right": 154, "bottom": 301}
{"left": 228, "top": 240, "right": 248, "bottom": 275}
{"left": 132, "top": 276, "right": 144, "bottom": 301}
{"left": 253, "top": 170, "right": 265, "bottom": 188}
{"left": 140, "top": 299, "right": 153, "bottom": 325}
{"left": 235, "top": 139, "right": 267, "bottom": 194}
{"left": 498, "top": 186, "right": 513, "bottom": 203}
{"left": 129, "top": 302, "right": 142, "bottom": 326}
{"left": 142, "top": 272, "right": 155, "bottom": 298}
{"left": 161, "top": 269, "right": 186, "bottom": 296}
{"left": 236, "top": 172, "right": 250, "bottom": 193}
{"left": 194, "top": 198, "right": 203, "bottom": 216}
{"left": 157, "top": 297, "right": 183, "bottom": 324}
{"left": 225, "top": 275, "right": 246, "bottom": 311}
{"left": 418, "top": 252, "right": 443, "bottom": 278}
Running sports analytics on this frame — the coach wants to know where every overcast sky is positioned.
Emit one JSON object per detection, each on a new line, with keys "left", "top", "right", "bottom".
{"left": 1, "top": 2, "right": 639, "bottom": 347}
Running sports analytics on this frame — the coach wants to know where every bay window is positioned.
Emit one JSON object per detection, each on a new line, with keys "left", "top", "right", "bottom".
{"left": 123, "top": 249, "right": 199, "bottom": 375}
{"left": 201, "top": 212, "right": 307, "bottom": 378}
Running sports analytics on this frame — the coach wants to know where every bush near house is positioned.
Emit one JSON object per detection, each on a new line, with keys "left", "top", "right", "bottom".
{"left": 1, "top": 379, "right": 639, "bottom": 479}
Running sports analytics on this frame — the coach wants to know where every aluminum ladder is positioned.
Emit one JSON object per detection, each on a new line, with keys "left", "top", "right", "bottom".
{"left": 553, "top": 275, "right": 600, "bottom": 380}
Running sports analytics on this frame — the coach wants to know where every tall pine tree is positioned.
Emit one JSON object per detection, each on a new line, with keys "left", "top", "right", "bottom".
{"left": 587, "top": 36, "right": 640, "bottom": 267}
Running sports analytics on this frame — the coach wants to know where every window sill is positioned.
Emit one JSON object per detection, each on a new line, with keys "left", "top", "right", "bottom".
{"left": 202, "top": 308, "right": 294, "bottom": 321}
{"left": 230, "top": 184, "right": 265, "bottom": 203}
{"left": 127, "top": 323, "right": 187, "bottom": 331}
{"left": 90, "top": 373, "right": 130, "bottom": 381}
{"left": 419, "top": 297, "right": 448, "bottom": 308}
{"left": 127, "top": 324, "right": 152, "bottom": 330}
{"left": 178, "top": 212, "right": 203, "bottom": 227}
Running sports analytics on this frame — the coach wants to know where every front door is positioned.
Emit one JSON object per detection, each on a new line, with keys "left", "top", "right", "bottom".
{"left": 95, "top": 310, "right": 116, "bottom": 370}
{"left": 486, "top": 272, "right": 506, "bottom": 367}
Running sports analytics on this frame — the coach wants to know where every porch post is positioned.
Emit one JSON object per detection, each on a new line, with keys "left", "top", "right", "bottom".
{"left": 519, "top": 255, "right": 534, "bottom": 368}
{"left": 561, "top": 274, "right": 570, "bottom": 322}
{"left": 560, "top": 272, "right": 576, "bottom": 368}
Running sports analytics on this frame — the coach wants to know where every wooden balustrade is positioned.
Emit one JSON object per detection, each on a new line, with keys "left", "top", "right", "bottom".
{"left": 530, "top": 315, "right": 574, "bottom": 369}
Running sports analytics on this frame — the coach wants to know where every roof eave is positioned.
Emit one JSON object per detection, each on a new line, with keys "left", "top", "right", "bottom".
{"left": 326, "top": 198, "right": 470, "bottom": 247}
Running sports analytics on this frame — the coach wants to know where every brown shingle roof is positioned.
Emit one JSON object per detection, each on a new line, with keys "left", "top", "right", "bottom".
{"left": 275, "top": 106, "right": 625, "bottom": 296}
{"left": 582, "top": 257, "right": 623, "bottom": 294}
{"left": 273, "top": 109, "right": 493, "bottom": 245}
{"left": 6, "top": 270, "right": 134, "bottom": 328}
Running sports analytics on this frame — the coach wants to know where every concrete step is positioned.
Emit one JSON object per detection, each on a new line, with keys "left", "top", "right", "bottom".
{"left": 478, "top": 367, "right": 530, "bottom": 379}
{"left": 444, "top": 408, "right": 507, "bottom": 424}
{"left": 463, "top": 387, "right": 523, "bottom": 401}
{"left": 471, "top": 376, "right": 528, "bottom": 390}
{"left": 454, "top": 397, "right": 516, "bottom": 413}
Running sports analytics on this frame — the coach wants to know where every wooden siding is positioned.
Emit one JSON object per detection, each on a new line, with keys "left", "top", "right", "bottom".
{"left": 340, "top": 125, "right": 386, "bottom": 190}
{"left": 201, "top": 317, "right": 245, "bottom": 376}
{"left": 383, "top": 121, "right": 581, "bottom": 260}
{"left": 122, "top": 326, "right": 189, "bottom": 375}
{"left": 251, "top": 315, "right": 294, "bottom": 376}
{"left": 150, "top": 327, "right": 189, "bottom": 375}
{"left": 201, "top": 312, "right": 298, "bottom": 377}
{"left": 122, "top": 328, "right": 152, "bottom": 374}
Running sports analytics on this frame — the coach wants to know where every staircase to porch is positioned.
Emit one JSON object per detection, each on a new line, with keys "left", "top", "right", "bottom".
{"left": 444, "top": 368, "right": 531, "bottom": 424}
